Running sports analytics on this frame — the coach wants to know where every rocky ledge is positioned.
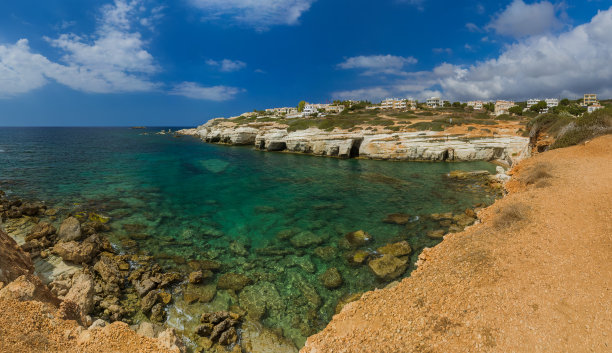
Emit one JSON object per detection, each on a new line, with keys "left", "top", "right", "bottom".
{"left": 178, "top": 121, "right": 530, "bottom": 165}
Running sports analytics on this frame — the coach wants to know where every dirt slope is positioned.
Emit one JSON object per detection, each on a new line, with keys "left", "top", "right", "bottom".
{"left": 302, "top": 135, "right": 612, "bottom": 353}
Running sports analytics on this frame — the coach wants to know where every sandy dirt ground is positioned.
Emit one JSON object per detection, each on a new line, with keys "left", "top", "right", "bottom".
{"left": 0, "top": 299, "right": 175, "bottom": 353}
{"left": 302, "top": 135, "right": 612, "bottom": 353}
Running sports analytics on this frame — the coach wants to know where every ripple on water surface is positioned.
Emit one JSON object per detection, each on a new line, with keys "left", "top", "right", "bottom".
{"left": 0, "top": 127, "right": 501, "bottom": 349}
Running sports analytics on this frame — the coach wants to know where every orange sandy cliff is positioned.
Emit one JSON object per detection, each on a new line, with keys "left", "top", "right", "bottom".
{"left": 302, "top": 135, "right": 612, "bottom": 352}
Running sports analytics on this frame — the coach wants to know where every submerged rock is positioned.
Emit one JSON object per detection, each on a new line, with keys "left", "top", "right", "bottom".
{"left": 347, "top": 250, "right": 371, "bottom": 265}
{"left": 368, "top": 254, "right": 408, "bottom": 280}
{"left": 345, "top": 230, "right": 372, "bottom": 247}
{"left": 427, "top": 229, "right": 446, "bottom": 239}
{"left": 377, "top": 241, "right": 412, "bottom": 257}
{"left": 335, "top": 292, "right": 363, "bottom": 314}
{"left": 382, "top": 213, "right": 412, "bottom": 225}
{"left": 319, "top": 267, "right": 343, "bottom": 289}
{"left": 238, "top": 281, "right": 284, "bottom": 320}
{"left": 289, "top": 231, "right": 324, "bottom": 248}
{"left": 217, "top": 273, "right": 253, "bottom": 291}
{"left": 184, "top": 284, "right": 217, "bottom": 304}
{"left": 313, "top": 246, "right": 338, "bottom": 261}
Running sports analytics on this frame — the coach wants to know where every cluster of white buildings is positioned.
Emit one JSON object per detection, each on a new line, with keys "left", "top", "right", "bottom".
{"left": 261, "top": 102, "right": 346, "bottom": 119}
{"left": 251, "top": 93, "right": 604, "bottom": 120}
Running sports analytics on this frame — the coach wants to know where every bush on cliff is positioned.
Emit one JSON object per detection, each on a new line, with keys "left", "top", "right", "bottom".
{"left": 551, "top": 108, "right": 612, "bottom": 149}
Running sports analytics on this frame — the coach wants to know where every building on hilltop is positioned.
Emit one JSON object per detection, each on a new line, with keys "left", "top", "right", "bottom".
{"left": 467, "top": 101, "right": 484, "bottom": 110}
{"left": 526, "top": 99, "right": 540, "bottom": 108}
{"left": 324, "top": 105, "right": 345, "bottom": 114}
{"left": 381, "top": 98, "right": 407, "bottom": 110}
{"left": 583, "top": 94, "right": 598, "bottom": 106}
{"left": 494, "top": 100, "right": 516, "bottom": 116}
{"left": 588, "top": 103, "right": 603, "bottom": 113}
{"left": 302, "top": 104, "right": 319, "bottom": 116}
{"left": 426, "top": 97, "right": 442, "bottom": 108}
{"left": 545, "top": 98, "right": 559, "bottom": 108}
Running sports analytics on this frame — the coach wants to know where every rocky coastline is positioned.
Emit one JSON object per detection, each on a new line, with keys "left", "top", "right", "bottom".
{"left": 178, "top": 119, "right": 530, "bottom": 166}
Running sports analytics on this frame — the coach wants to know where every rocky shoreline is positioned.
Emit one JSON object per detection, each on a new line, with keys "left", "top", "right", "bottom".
{"left": 178, "top": 120, "right": 530, "bottom": 166}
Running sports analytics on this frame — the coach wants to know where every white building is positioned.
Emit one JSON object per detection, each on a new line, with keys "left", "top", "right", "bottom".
{"left": 526, "top": 99, "right": 540, "bottom": 108}
{"left": 545, "top": 98, "right": 559, "bottom": 108}
{"left": 426, "top": 97, "right": 442, "bottom": 108}
{"left": 467, "top": 101, "right": 484, "bottom": 110}
{"left": 381, "top": 98, "right": 407, "bottom": 110}
{"left": 588, "top": 103, "right": 603, "bottom": 113}
{"left": 302, "top": 104, "right": 319, "bottom": 116}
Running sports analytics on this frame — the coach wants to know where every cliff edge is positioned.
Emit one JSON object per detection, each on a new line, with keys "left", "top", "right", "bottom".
{"left": 302, "top": 135, "right": 612, "bottom": 352}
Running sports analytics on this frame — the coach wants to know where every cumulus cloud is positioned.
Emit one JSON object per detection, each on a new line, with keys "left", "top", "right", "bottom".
{"left": 333, "top": 7, "right": 612, "bottom": 102}
{"left": 0, "top": 0, "right": 241, "bottom": 101}
{"left": 338, "top": 55, "right": 417, "bottom": 76}
{"left": 170, "top": 82, "right": 243, "bottom": 101}
{"left": 188, "top": 0, "right": 315, "bottom": 29}
{"left": 487, "top": 0, "right": 563, "bottom": 38}
{"left": 206, "top": 58, "right": 246, "bottom": 72}
{"left": 0, "top": 0, "right": 159, "bottom": 96}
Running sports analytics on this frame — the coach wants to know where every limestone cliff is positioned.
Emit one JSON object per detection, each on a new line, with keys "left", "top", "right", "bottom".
{"left": 179, "top": 120, "right": 530, "bottom": 165}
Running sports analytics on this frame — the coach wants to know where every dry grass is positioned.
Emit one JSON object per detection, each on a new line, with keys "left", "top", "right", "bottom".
{"left": 493, "top": 202, "right": 530, "bottom": 229}
{"left": 520, "top": 162, "right": 553, "bottom": 185}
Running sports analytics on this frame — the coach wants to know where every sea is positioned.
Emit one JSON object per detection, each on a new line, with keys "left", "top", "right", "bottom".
{"left": 0, "top": 127, "right": 500, "bottom": 348}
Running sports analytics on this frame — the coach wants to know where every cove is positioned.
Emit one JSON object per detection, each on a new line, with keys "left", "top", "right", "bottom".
{"left": 0, "top": 127, "right": 501, "bottom": 349}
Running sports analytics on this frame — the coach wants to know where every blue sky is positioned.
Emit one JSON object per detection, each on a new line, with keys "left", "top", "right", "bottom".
{"left": 0, "top": 0, "right": 611, "bottom": 126}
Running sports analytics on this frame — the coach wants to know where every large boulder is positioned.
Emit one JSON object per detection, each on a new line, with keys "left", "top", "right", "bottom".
{"left": 0, "top": 229, "right": 34, "bottom": 284}
{"left": 368, "top": 254, "right": 408, "bottom": 280}
{"left": 52, "top": 236, "right": 100, "bottom": 264}
{"left": 382, "top": 213, "right": 412, "bottom": 225}
{"left": 377, "top": 241, "right": 412, "bottom": 257}
{"left": 183, "top": 284, "right": 217, "bottom": 304}
{"left": 93, "top": 254, "right": 123, "bottom": 295}
{"left": 58, "top": 217, "right": 82, "bottom": 241}
{"left": 64, "top": 272, "right": 95, "bottom": 315}
{"left": 25, "top": 222, "right": 56, "bottom": 242}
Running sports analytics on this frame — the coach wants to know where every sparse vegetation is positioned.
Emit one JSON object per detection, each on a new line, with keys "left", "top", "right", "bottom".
{"left": 520, "top": 162, "right": 552, "bottom": 185}
{"left": 493, "top": 202, "right": 529, "bottom": 229}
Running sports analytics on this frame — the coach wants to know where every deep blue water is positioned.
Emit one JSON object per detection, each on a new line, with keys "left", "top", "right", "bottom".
{"left": 0, "top": 127, "right": 499, "bottom": 347}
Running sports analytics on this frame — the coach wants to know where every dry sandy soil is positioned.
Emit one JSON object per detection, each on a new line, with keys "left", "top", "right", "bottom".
{"left": 0, "top": 299, "right": 175, "bottom": 353}
{"left": 303, "top": 135, "right": 612, "bottom": 353}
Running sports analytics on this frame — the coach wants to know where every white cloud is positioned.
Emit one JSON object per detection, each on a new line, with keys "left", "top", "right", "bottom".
{"left": 487, "top": 0, "right": 563, "bottom": 38}
{"left": 0, "top": 0, "right": 242, "bottom": 101}
{"left": 0, "top": 39, "right": 51, "bottom": 97}
{"left": 170, "top": 82, "right": 243, "bottom": 101}
{"left": 0, "top": 0, "right": 159, "bottom": 96}
{"left": 332, "top": 7, "right": 612, "bottom": 102}
{"left": 338, "top": 55, "right": 417, "bottom": 76}
{"left": 206, "top": 58, "right": 246, "bottom": 72}
{"left": 465, "top": 22, "right": 481, "bottom": 32}
{"left": 438, "top": 7, "right": 612, "bottom": 100}
{"left": 433, "top": 48, "right": 453, "bottom": 54}
{"left": 188, "top": 0, "right": 315, "bottom": 29}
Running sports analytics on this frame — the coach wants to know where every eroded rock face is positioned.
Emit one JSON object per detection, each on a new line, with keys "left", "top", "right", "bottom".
{"left": 58, "top": 217, "right": 82, "bottom": 242}
{"left": 183, "top": 122, "right": 530, "bottom": 164}
{"left": 0, "top": 274, "right": 60, "bottom": 306}
{"left": 0, "top": 229, "right": 34, "bottom": 283}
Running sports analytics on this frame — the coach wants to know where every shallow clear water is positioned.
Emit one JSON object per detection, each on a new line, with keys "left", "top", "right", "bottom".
{"left": 0, "top": 127, "right": 499, "bottom": 347}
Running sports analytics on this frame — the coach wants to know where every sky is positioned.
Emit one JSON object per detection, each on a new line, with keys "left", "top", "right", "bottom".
{"left": 0, "top": 0, "right": 611, "bottom": 126}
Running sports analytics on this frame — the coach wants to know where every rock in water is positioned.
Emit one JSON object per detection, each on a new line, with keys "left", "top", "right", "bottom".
{"left": 289, "top": 231, "right": 324, "bottom": 248}
{"left": 319, "top": 268, "right": 343, "bottom": 289}
{"left": 377, "top": 241, "right": 412, "bottom": 257}
{"left": 345, "top": 230, "right": 373, "bottom": 247}
{"left": 217, "top": 273, "right": 253, "bottom": 291}
{"left": 58, "top": 217, "right": 82, "bottom": 241}
{"left": 368, "top": 254, "right": 408, "bottom": 280}
{"left": 382, "top": 213, "right": 412, "bottom": 225}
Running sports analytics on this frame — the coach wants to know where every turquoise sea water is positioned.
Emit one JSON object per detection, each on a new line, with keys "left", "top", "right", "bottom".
{"left": 0, "top": 127, "right": 499, "bottom": 347}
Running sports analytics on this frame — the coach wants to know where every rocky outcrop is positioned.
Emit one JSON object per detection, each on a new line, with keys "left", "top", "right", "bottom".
{"left": 0, "top": 229, "right": 34, "bottom": 284}
{"left": 179, "top": 122, "right": 530, "bottom": 164}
